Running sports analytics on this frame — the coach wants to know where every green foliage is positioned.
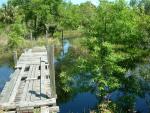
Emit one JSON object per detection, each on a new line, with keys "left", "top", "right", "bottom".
{"left": 8, "top": 32, "right": 24, "bottom": 48}
{"left": 0, "top": 0, "right": 96, "bottom": 48}
{"left": 98, "top": 99, "right": 135, "bottom": 113}
{"left": 33, "top": 108, "right": 40, "bottom": 113}
{"left": 8, "top": 0, "right": 62, "bottom": 37}
{"left": 8, "top": 20, "right": 26, "bottom": 48}
{"left": 116, "top": 95, "right": 136, "bottom": 112}
{"left": 59, "top": 71, "right": 72, "bottom": 92}
{"left": 98, "top": 101, "right": 116, "bottom": 113}
{"left": 58, "top": 1, "right": 96, "bottom": 30}
{"left": 75, "top": 0, "right": 150, "bottom": 111}
{"left": 58, "top": 2, "right": 81, "bottom": 29}
{"left": 139, "top": 0, "right": 150, "bottom": 15}
{"left": 0, "top": 2, "right": 16, "bottom": 24}
{"left": 0, "top": 0, "right": 150, "bottom": 112}
{"left": 79, "top": 2, "right": 97, "bottom": 27}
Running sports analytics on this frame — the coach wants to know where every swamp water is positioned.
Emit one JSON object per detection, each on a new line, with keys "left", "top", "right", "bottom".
{"left": 0, "top": 38, "right": 149, "bottom": 113}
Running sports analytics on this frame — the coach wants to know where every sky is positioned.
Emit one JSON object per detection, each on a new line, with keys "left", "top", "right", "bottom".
{"left": 0, "top": 0, "right": 7, "bottom": 6}
{"left": 65, "top": 0, "right": 99, "bottom": 6}
{"left": 0, "top": 0, "right": 100, "bottom": 6}
{"left": 0, "top": 0, "right": 131, "bottom": 8}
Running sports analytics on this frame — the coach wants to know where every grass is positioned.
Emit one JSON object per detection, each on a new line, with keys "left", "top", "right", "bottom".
{"left": 0, "top": 32, "right": 8, "bottom": 46}
{"left": 0, "top": 37, "right": 61, "bottom": 66}
{"left": 63, "top": 30, "right": 83, "bottom": 39}
{"left": 0, "top": 37, "right": 60, "bottom": 50}
{"left": 23, "top": 37, "right": 60, "bottom": 49}
{"left": 54, "top": 30, "right": 83, "bottom": 39}
{"left": 0, "top": 23, "right": 10, "bottom": 46}
{"left": 0, "top": 30, "right": 84, "bottom": 60}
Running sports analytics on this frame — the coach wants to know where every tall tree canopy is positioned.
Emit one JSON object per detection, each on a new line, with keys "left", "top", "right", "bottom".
{"left": 76, "top": 0, "right": 150, "bottom": 112}
{"left": 7, "top": 0, "right": 62, "bottom": 37}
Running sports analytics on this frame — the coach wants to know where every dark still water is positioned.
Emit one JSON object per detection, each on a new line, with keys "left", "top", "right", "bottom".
{"left": 0, "top": 63, "right": 98, "bottom": 113}
{"left": 55, "top": 38, "right": 99, "bottom": 113}
{"left": 0, "top": 39, "right": 99, "bottom": 113}
{"left": 0, "top": 38, "right": 149, "bottom": 113}
{"left": 58, "top": 92, "right": 98, "bottom": 113}
{"left": 0, "top": 64, "right": 14, "bottom": 91}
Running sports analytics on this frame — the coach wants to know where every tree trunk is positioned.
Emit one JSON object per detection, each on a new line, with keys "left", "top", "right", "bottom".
{"left": 34, "top": 16, "right": 37, "bottom": 39}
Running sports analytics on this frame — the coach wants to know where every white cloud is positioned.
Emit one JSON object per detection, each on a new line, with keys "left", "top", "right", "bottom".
{"left": 65, "top": 0, "right": 99, "bottom": 6}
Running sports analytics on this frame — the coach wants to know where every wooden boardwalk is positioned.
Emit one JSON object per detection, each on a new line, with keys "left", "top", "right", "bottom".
{"left": 0, "top": 46, "right": 59, "bottom": 113}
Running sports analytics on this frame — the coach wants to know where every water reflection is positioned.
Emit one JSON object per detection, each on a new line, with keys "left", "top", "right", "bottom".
{"left": 0, "top": 64, "right": 14, "bottom": 91}
{"left": 136, "top": 96, "right": 150, "bottom": 113}
{"left": 109, "top": 62, "right": 150, "bottom": 113}
{"left": 58, "top": 92, "right": 98, "bottom": 113}
{"left": 134, "top": 64, "right": 150, "bottom": 113}
{"left": 0, "top": 38, "right": 149, "bottom": 113}
{"left": 0, "top": 53, "right": 14, "bottom": 92}
{"left": 56, "top": 38, "right": 150, "bottom": 113}
{"left": 56, "top": 38, "right": 99, "bottom": 113}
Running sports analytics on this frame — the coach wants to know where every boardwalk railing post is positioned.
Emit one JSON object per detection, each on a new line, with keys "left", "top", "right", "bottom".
{"left": 13, "top": 51, "right": 17, "bottom": 66}
{"left": 40, "top": 57, "right": 42, "bottom": 100}
{"left": 45, "top": 24, "right": 49, "bottom": 46}
{"left": 46, "top": 45, "right": 56, "bottom": 98}
{"left": 30, "top": 32, "right": 32, "bottom": 40}
{"left": 46, "top": 29, "right": 48, "bottom": 39}
{"left": 30, "top": 32, "right": 33, "bottom": 47}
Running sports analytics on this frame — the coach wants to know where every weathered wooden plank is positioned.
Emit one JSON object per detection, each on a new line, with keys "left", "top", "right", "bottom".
{"left": 0, "top": 82, "right": 9, "bottom": 95}
{"left": 26, "top": 65, "right": 37, "bottom": 102}
{"left": 49, "top": 106, "right": 59, "bottom": 113}
{"left": 0, "top": 47, "right": 58, "bottom": 113}
{"left": 19, "top": 53, "right": 47, "bottom": 58}
{"left": 31, "top": 65, "right": 40, "bottom": 101}
{"left": 14, "top": 81, "right": 26, "bottom": 104}
{"left": 18, "top": 56, "right": 47, "bottom": 60}
{"left": 47, "top": 45, "right": 56, "bottom": 98}
{"left": 0, "top": 69, "right": 21, "bottom": 103}
{"left": 9, "top": 65, "right": 25, "bottom": 104}
{"left": 1, "top": 98, "right": 56, "bottom": 109}
{"left": 32, "top": 81, "right": 41, "bottom": 101}
{"left": 20, "top": 65, "right": 34, "bottom": 102}
{"left": 18, "top": 57, "right": 47, "bottom": 64}
{"left": 4, "top": 111, "right": 16, "bottom": 113}
{"left": 40, "top": 60, "right": 47, "bottom": 100}
{"left": 29, "top": 65, "right": 39, "bottom": 101}
{"left": 19, "top": 98, "right": 56, "bottom": 107}
{"left": 16, "top": 106, "right": 34, "bottom": 111}
{"left": 41, "top": 106, "right": 49, "bottom": 113}
{"left": 41, "top": 106, "right": 59, "bottom": 113}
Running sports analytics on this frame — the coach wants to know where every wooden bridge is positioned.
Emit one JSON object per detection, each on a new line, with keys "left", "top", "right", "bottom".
{"left": 0, "top": 46, "right": 59, "bottom": 113}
